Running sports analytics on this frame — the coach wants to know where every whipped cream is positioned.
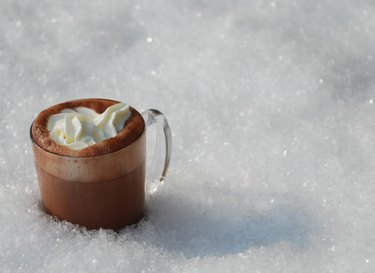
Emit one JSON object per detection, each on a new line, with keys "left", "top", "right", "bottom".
{"left": 47, "top": 103, "right": 131, "bottom": 150}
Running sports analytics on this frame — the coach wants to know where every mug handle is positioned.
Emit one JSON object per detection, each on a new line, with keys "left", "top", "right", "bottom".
{"left": 141, "top": 109, "right": 172, "bottom": 187}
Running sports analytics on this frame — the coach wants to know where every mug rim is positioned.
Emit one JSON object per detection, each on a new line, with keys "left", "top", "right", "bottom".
{"left": 29, "top": 124, "right": 145, "bottom": 159}
{"left": 29, "top": 98, "right": 145, "bottom": 159}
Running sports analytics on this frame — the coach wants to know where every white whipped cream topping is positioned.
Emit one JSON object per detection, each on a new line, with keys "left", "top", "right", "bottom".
{"left": 47, "top": 103, "right": 131, "bottom": 150}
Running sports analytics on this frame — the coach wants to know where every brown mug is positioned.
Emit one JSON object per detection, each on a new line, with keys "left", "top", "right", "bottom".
{"left": 30, "top": 99, "right": 171, "bottom": 230}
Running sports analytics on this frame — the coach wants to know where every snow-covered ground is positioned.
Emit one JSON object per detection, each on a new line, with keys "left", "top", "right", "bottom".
{"left": 1, "top": 0, "right": 375, "bottom": 272}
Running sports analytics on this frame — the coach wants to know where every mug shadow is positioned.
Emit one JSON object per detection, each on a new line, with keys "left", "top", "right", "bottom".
{"left": 126, "top": 189, "right": 319, "bottom": 258}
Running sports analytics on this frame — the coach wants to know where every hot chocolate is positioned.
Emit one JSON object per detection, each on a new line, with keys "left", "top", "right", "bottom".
{"left": 31, "top": 98, "right": 146, "bottom": 230}
{"left": 31, "top": 98, "right": 144, "bottom": 157}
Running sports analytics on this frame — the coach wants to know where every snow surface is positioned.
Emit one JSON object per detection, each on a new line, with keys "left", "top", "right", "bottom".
{"left": 1, "top": 0, "right": 375, "bottom": 272}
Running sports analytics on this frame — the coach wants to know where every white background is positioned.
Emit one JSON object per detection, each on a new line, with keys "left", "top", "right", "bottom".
{"left": 1, "top": 0, "right": 375, "bottom": 272}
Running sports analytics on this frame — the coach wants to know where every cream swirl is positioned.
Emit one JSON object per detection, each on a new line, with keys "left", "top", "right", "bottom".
{"left": 47, "top": 103, "right": 131, "bottom": 150}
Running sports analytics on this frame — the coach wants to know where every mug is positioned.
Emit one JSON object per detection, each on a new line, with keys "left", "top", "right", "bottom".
{"left": 30, "top": 98, "right": 171, "bottom": 230}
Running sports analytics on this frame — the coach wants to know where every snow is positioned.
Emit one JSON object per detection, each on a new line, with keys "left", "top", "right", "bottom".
{"left": 1, "top": 0, "right": 375, "bottom": 272}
